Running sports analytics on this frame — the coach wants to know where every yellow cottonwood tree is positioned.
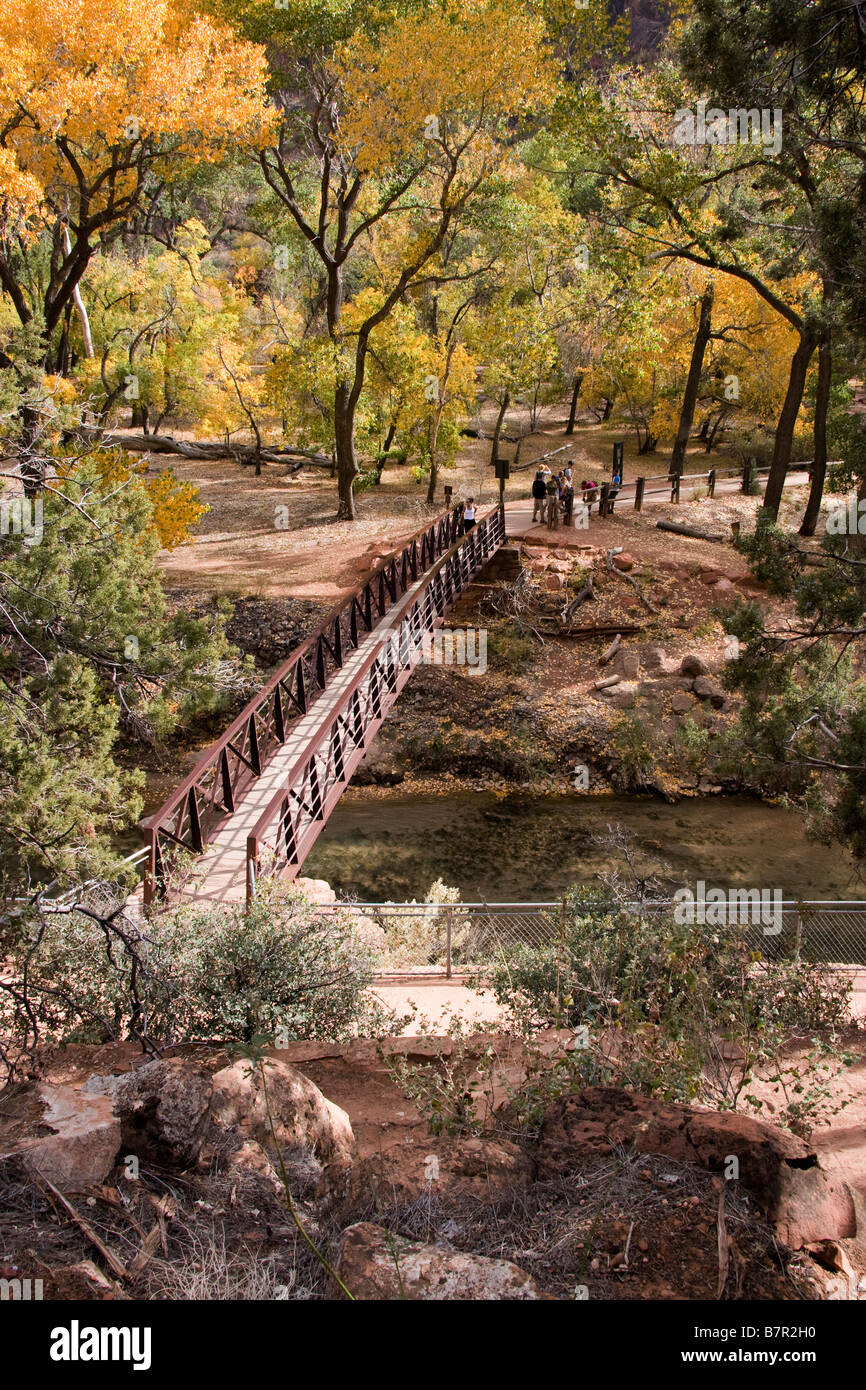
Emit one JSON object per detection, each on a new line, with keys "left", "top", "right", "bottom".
{"left": 0, "top": 0, "right": 272, "bottom": 376}
{"left": 250, "top": 0, "right": 554, "bottom": 518}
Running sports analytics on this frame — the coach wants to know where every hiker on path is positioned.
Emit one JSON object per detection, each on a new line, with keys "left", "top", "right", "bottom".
{"left": 463, "top": 496, "right": 476, "bottom": 531}
{"left": 546, "top": 472, "right": 560, "bottom": 529}
{"left": 562, "top": 477, "right": 574, "bottom": 527}
{"left": 531, "top": 469, "right": 547, "bottom": 523}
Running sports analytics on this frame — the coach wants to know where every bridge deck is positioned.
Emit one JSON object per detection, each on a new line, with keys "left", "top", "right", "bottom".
{"left": 181, "top": 571, "right": 430, "bottom": 903}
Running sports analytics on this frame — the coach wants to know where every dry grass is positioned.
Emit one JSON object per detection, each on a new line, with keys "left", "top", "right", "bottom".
{"left": 335, "top": 1147, "right": 814, "bottom": 1301}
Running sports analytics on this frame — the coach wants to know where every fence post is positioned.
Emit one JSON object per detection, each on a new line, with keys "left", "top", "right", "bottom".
{"left": 446, "top": 904, "right": 453, "bottom": 979}
{"left": 741, "top": 460, "right": 750, "bottom": 493}
{"left": 599, "top": 482, "right": 609, "bottom": 518}
{"left": 707, "top": 468, "right": 716, "bottom": 498}
{"left": 671, "top": 473, "right": 681, "bottom": 503}
{"left": 635, "top": 476, "right": 645, "bottom": 511}
{"left": 555, "top": 898, "right": 567, "bottom": 1028}
{"left": 794, "top": 906, "right": 803, "bottom": 963}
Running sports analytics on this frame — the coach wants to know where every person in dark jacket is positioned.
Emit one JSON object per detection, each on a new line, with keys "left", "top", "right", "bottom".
{"left": 531, "top": 469, "right": 547, "bottom": 523}
{"left": 562, "top": 479, "right": 574, "bottom": 527}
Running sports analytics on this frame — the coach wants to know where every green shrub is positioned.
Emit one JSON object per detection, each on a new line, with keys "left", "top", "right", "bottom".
{"left": 605, "top": 713, "right": 660, "bottom": 792}
{"left": 1, "top": 883, "right": 384, "bottom": 1050}
{"left": 485, "top": 626, "right": 535, "bottom": 675}
{"left": 472, "top": 888, "right": 854, "bottom": 1130}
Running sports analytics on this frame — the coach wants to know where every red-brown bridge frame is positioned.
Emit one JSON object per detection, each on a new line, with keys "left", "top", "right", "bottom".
{"left": 142, "top": 502, "right": 504, "bottom": 903}
{"left": 245, "top": 504, "right": 505, "bottom": 902}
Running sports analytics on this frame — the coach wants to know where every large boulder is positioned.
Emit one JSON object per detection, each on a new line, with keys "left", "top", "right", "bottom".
{"left": 293, "top": 877, "right": 337, "bottom": 904}
{"left": 692, "top": 675, "right": 727, "bottom": 708}
{"left": 210, "top": 1058, "right": 355, "bottom": 1168}
{"left": 608, "top": 681, "right": 639, "bottom": 709}
{"left": 20, "top": 1084, "right": 121, "bottom": 1192}
{"left": 336, "top": 1222, "right": 549, "bottom": 1300}
{"left": 339, "top": 1136, "right": 533, "bottom": 1210}
{"left": 640, "top": 645, "right": 667, "bottom": 671}
{"left": 614, "top": 652, "right": 641, "bottom": 680}
{"left": 536, "top": 1087, "right": 855, "bottom": 1249}
{"left": 680, "top": 653, "right": 709, "bottom": 677}
{"left": 114, "top": 1059, "right": 213, "bottom": 1169}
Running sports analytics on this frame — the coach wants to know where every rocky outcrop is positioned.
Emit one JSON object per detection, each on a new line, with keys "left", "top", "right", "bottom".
{"left": 210, "top": 1058, "right": 355, "bottom": 1168}
{"left": 338, "top": 1136, "right": 533, "bottom": 1210}
{"left": 19, "top": 1084, "right": 121, "bottom": 1192}
{"left": 336, "top": 1222, "right": 549, "bottom": 1300}
{"left": 113, "top": 1058, "right": 213, "bottom": 1169}
{"left": 536, "top": 1087, "right": 856, "bottom": 1249}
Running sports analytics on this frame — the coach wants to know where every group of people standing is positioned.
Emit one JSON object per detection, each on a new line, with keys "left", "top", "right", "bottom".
{"left": 531, "top": 466, "right": 607, "bottom": 529}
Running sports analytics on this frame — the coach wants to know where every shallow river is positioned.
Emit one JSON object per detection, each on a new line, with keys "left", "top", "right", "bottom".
{"left": 302, "top": 792, "right": 864, "bottom": 903}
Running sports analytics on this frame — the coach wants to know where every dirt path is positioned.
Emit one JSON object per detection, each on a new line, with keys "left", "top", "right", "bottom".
{"left": 152, "top": 404, "right": 812, "bottom": 603}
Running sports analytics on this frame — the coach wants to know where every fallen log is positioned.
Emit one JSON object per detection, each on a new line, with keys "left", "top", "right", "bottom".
{"left": 594, "top": 674, "right": 621, "bottom": 691}
{"left": 534, "top": 623, "right": 643, "bottom": 638}
{"left": 75, "top": 428, "right": 334, "bottom": 470}
{"left": 460, "top": 427, "right": 520, "bottom": 443}
{"left": 513, "top": 442, "right": 572, "bottom": 471}
{"left": 656, "top": 520, "right": 727, "bottom": 542}
{"left": 561, "top": 575, "right": 595, "bottom": 622}
{"left": 606, "top": 548, "right": 659, "bottom": 614}
{"left": 599, "top": 633, "right": 622, "bottom": 665}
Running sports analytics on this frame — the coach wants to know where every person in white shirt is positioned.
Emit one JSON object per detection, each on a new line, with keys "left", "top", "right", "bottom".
{"left": 463, "top": 497, "right": 476, "bottom": 531}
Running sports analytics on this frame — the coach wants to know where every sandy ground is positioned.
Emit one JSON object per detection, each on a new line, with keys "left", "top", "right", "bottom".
{"left": 372, "top": 976, "right": 504, "bottom": 1033}
{"left": 150, "top": 403, "right": 819, "bottom": 603}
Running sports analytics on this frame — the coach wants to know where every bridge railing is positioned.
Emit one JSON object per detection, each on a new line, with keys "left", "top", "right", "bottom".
{"left": 142, "top": 501, "right": 468, "bottom": 902}
{"left": 246, "top": 506, "right": 506, "bottom": 901}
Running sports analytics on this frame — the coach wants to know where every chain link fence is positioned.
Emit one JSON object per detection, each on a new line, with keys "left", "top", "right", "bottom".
{"left": 323, "top": 900, "right": 866, "bottom": 976}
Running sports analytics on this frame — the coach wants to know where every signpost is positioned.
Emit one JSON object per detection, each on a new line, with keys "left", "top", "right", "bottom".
{"left": 494, "top": 454, "right": 510, "bottom": 510}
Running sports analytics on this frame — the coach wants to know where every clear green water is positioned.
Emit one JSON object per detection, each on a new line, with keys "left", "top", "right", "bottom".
{"left": 302, "top": 792, "right": 864, "bottom": 903}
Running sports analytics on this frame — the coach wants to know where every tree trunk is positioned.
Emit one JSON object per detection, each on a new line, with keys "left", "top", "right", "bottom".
{"left": 64, "top": 223, "right": 94, "bottom": 359}
{"left": 670, "top": 283, "right": 714, "bottom": 477}
{"left": 799, "top": 331, "right": 832, "bottom": 537}
{"left": 334, "top": 382, "right": 359, "bottom": 520}
{"left": 490, "top": 392, "right": 510, "bottom": 466}
{"left": 762, "top": 324, "right": 817, "bottom": 521}
{"left": 565, "top": 372, "right": 583, "bottom": 435}
{"left": 601, "top": 397, "right": 613, "bottom": 422}
{"left": 705, "top": 407, "right": 729, "bottom": 452}
{"left": 19, "top": 403, "right": 44, "bottom": 497}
